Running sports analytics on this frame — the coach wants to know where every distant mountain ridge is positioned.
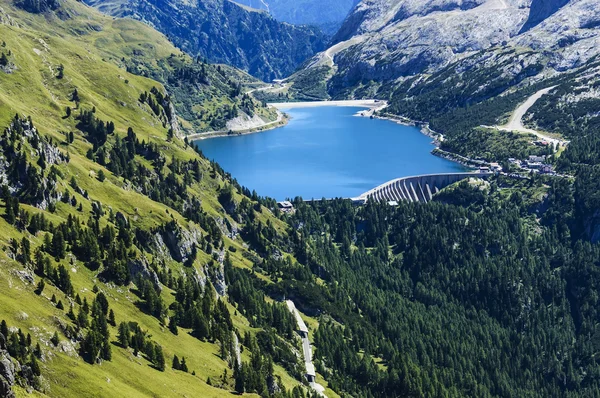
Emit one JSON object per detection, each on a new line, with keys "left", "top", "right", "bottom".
{"left": 234, "top": 0, "right": 359, "bottom": 35}
{"left": 84, "top": 0, "right": 327, "bottom": 81}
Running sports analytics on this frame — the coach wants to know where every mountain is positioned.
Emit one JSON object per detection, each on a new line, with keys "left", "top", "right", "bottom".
{"left": 84, "top": 0, "right": 327, "bottom": 82}
{"left": 233, "top": 0, "right": 359, "bottom": 35}
{"left": 287, "top": 0, "right": 600, "bottom": 98}
{"left": 0, "top": 0, "right": 333, "bottom": 396}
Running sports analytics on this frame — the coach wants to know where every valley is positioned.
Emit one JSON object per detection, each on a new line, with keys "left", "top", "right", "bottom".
{"left": 1, "top": 0, "right": 600, "bottom": 397}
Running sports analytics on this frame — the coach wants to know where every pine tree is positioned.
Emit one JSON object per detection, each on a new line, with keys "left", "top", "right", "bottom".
{"left": 67, "top": 305, "right": 75, "bottom": 321}
{"left": 0, "top": 320, "right": 7, "bottom": 338}
{"left": 5, "top": 198, "right": 15, "bottom": 224}
{"left": 117, "top": 322, "right": 130, "bottom": 348}
{"left": 20, "top": 238, "right": 31, "bottom": 264}
{"left": 234, "top": 362, "right": 245, "bottom": 394}
{"left": 108, "top": 309, "right": 116, "bottom": 326}
{"left": 35, "top": 279, "right": 45, "bottom": 295}
{"left": 168, "top": 316, "right": 178, "bottom": 335}
{"left": 34, "top": 342, "right": 42, "bottom": 359}
{"left": 155, "top": 345, "right": 165, "bottom": 371}
{"left": 77, "top": 308, "right": 89, "bottom": 329}
{"left": 181, "top": 357, "right": 188, "bottom": 373}
{"left": 50, "top": 331, "right": 59, "bottom": 347}
{"left": 52, "top": 231, "right": 66, "bottom": 259}
{"left": 30, "top": 353, "right": 41, "bottom": 376}
{"left": 172, "top": 355, "right": 180, "bottom": 370}
{"left": 95, "top": 292, "right": 109, "bottom": 315}
{"left": 102, "top": 339, "right": 112, "bottom": 361}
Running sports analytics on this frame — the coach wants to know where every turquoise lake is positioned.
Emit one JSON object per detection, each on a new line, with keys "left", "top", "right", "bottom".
{"left": 194, "top": 106, "right": 467, "bottom": 200}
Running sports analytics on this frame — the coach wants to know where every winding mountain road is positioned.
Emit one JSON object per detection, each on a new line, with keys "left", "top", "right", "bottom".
{"left": 496, "top": 86, "right": 569, "bottom": 147}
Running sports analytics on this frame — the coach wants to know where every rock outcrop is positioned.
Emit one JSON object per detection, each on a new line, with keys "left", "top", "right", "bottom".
{"left": 14, "top": 0, "right": 60, "bottom": 13}
{"left": 0, "top": 333, "right": 16, "bottom": 398}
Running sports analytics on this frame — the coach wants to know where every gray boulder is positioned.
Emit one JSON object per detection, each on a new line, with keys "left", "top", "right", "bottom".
{"left": 0, "top": 352, "right": 15, "bottom": 387}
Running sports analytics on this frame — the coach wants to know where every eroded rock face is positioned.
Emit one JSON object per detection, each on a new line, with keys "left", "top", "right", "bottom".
{"left": 156, "top": 222, "right": 201, "bottom": 264}
{"left": 14, "top": 0, "right": 60, "bottom": 14}
{"left": 331, "top": 0, "right": 531, "bottom": 84}
{"left": 0, "top": 347, "right": 16, "bottom": 398}
{"left": 0, "top": 377, "right": 15, "bottom": 398}
{"left": 515, "top": 0, "right": 600, "bottom": 70}
{"left": 128, "top": 258, "right": 161, "bottom": 291}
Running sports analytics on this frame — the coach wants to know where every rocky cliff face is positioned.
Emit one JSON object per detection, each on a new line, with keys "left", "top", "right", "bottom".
{"left": 0, "top": 334, "right": 17, "bottom": 398}
{"left": 14, "top": 0, "right": 60, "bottom": 13}
{"left": 84, "top": 0, "right": 327, "bottom": 81}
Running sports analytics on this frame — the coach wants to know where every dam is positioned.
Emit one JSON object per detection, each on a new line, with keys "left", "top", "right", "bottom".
{"left": 355, "top": 172, "right": 493, "bottom": 203}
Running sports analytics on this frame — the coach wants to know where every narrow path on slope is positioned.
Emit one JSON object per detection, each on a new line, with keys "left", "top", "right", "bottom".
{"left": 245, "top": 82, "right": 290, "bottom": 95}
{"left": 306, "top": 35, "right": 366, "bottom": 69}
{"left": 496, "top": 86, "right": 569, "bottom": 147}
{"left": 502, "top": 86, "right": 556, "bottom": 132}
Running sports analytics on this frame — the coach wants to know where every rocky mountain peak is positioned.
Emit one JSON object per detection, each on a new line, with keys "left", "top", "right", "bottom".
{"left": 520, "top": 0, "right": 570, "bottom": 33}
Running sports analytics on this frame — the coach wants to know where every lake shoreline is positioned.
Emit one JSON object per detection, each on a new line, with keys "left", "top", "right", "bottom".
{"left": 195, "top": 106, "right": 467, "bottom": 200}
{"left": 373, "top": 112, "right": 444, "bottom": 146}
{"left": 188, "top": 111, "right": 288, "bottom": 141}
{"left": 269, "top": 99, "right": 387, "bottom": 110}
{"left": 371, "top": 112, "right": 480, "bottom": 171}
{"left": 190, "top": 100, "right": 387, "bottom": 142}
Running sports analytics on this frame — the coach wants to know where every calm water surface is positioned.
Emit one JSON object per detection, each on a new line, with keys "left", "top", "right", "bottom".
{"left": 194, "top": 107, "right": 466, "bottom": 200}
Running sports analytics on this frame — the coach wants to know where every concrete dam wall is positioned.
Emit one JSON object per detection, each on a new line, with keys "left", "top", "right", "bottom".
{"left": 357, "top": 172, "right": 492, "bottom": 203}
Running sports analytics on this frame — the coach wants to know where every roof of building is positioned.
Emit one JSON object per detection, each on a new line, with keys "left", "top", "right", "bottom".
{"left": 305, "top": 362, "right": 316, "bottom": 377}
{"left": 286, "top": 300, "right": 309, "bottom": 334}
{"left": 277, "top": 201, "right": 294, "bottom": 208}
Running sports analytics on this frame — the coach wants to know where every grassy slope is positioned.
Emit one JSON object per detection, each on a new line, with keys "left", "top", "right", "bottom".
{"left": 0, "top": 1, "right": 305, "bottom": 396}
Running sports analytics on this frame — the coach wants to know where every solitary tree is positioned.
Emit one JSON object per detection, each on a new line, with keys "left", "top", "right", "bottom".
{"left": 155, "top": 345, "right": 165, "bottom": 371}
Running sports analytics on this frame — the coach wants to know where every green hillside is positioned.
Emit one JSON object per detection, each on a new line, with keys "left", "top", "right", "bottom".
{"left": 0, "top": 1, "right": 321, "bottom": 397}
